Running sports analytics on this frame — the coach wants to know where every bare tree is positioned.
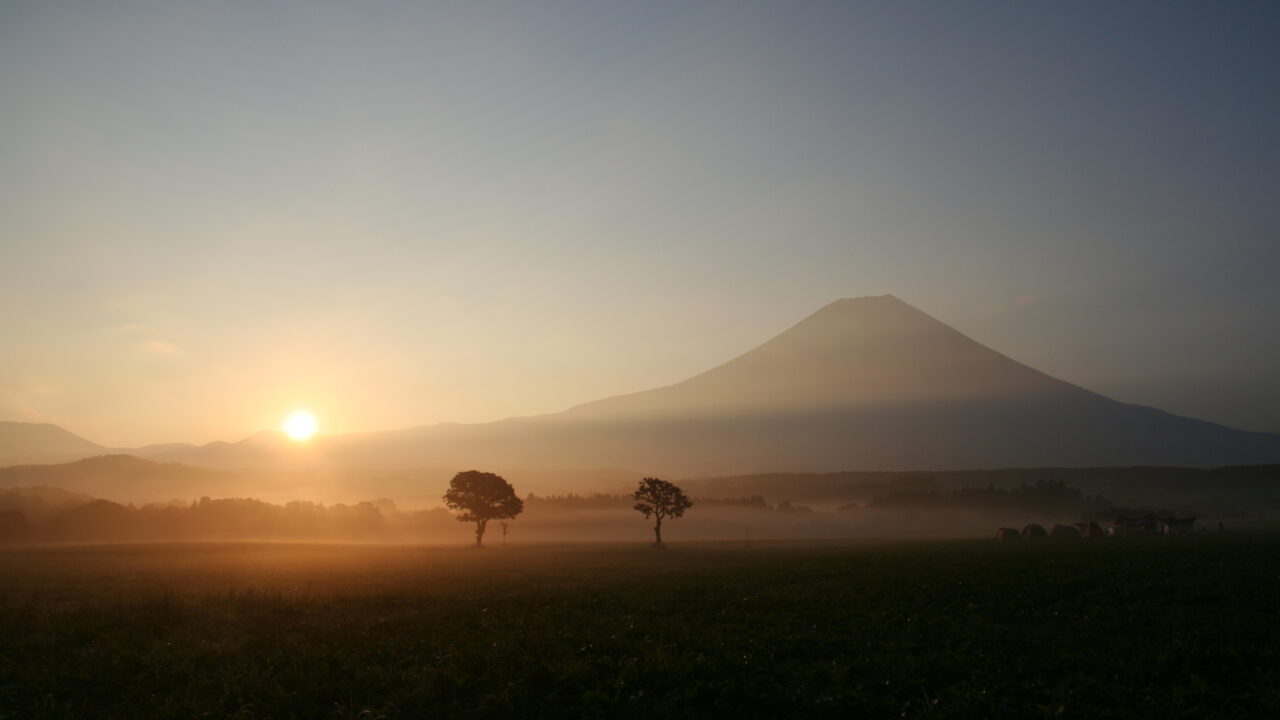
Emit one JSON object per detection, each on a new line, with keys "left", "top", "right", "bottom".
{"left": 443, "top": 470, "right": 523, "bottom": 547}
{"left": 633, "top": 477, "right": 693, "bottom": 546}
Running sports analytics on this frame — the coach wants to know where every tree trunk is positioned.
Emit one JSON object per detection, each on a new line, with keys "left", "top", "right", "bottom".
{"left": 654, "top": 515, "right": 663, "bottom": 546}
{"left": 476, "top": 518, "right": 488, "bottom": 547}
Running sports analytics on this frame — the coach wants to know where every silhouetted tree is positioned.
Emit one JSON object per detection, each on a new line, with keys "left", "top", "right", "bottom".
{"left": 443, "top": 470, "right": 523, "bottom": 547}
{"left": 633, "top": 477, "right": 693, "bottom": 546}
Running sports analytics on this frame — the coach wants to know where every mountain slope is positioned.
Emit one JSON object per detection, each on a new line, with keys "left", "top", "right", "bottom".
{"left": 0, "top": 422, "right": 108, "bottom": 466}
{"left": 0, "top": 455, "right": 244, "bottom": 504}
{"left": 132, "top": 430, "right": 303, "bottom": 469}
{"left": 325, "top": 296, "right": 1280, "bottom": 477}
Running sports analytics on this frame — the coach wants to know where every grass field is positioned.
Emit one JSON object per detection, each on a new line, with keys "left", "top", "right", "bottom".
{"left": 1, "top": 536, "right": 1278, "bottom": 719}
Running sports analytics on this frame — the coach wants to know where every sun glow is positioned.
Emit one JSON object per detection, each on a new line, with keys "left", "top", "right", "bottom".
{"left": 282, "top": 410, "right": 318, "bottom": 441}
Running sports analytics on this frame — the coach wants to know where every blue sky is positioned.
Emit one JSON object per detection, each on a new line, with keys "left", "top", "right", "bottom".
{"left": 2, "top": 1, "right": 1278, "bottom": 445}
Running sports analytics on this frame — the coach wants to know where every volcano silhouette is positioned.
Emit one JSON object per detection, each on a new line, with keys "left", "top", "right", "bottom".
{"left": 337, "top": 295, "right": 1280, "bottom": 476}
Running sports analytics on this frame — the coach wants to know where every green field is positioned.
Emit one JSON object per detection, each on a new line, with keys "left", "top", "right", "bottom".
{"left": 1, "top": 536, "right": 1278, "bottom": 719}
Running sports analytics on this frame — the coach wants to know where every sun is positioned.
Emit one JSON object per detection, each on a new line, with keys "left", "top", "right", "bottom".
{"left": 282, "top": 410, "right": 318, "bottom": 441}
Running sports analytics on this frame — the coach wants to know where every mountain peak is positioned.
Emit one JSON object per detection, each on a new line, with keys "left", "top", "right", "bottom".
{"left": 570, "top": 295, "right": 1071, "bottom": 417}
{"left": 787, "top": 294, "right": 935, "bottom": 335}
{"left": 808, "top": 294, "right": 908, "bottom": 317}
{"left": 829, "top": 293, "right": 902, "bottom": 305}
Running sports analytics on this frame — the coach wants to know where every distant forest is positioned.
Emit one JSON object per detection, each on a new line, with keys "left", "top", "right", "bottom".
{"left": 3, "top": 470, "right": 1260, "bottom": 544}
{"left": 681, "top": 465, "right": 1280, "bottom": 512}
{"left": 858, "top": 479, "right": 1113, "bottom": 518}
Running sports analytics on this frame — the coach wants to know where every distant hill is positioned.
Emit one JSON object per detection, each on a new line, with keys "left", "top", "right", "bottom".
{"left": 0, "top": 485, "right": 96, "bottom": 523}
{"left": 4, "top": 296, "right": 1280, "bottom": 485}
{"left": 131, "top": 430, "right": 300, "bottom": 469}
{"left": 0, "top": 422, "right": 108, "bottom": 466}
{"left": 0, "top": 455, "right": 245, "bottom": 504}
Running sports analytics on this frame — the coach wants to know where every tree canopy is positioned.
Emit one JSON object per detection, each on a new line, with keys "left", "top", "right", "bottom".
{"left": 443, "top": 470, "right": 523, "bottom": 546}
{"left": 633, "top": 477, "right": 693, "bottom": 545}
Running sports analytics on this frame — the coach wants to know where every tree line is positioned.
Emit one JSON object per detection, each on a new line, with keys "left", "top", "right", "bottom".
{"left": 853, "top": 479, "right": 1112, "bottom": 517}
{"left": 0, "top": 472, "right": 697, "bottom": 545}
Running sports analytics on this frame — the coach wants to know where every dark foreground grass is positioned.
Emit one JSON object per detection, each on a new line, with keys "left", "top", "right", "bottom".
{"left": 1, "top": 536, "right": 1278, "bottom": 719}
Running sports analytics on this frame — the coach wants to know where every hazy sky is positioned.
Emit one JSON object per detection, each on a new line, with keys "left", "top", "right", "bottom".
{"left": 2, "top": 1, "right": 1278, "bottom": 446}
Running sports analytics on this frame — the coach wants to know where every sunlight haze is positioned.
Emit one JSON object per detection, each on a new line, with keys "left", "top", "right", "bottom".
{"left": 282, "top": 411, "right": 318, "bottom": 442}
{"left": 2, "top": 2, "right": 1278, "bottom": 446}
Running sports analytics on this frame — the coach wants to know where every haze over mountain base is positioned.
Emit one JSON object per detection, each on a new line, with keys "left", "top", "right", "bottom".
{"left": 4, "top": 297, "right": 1279, "bottom": 485}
